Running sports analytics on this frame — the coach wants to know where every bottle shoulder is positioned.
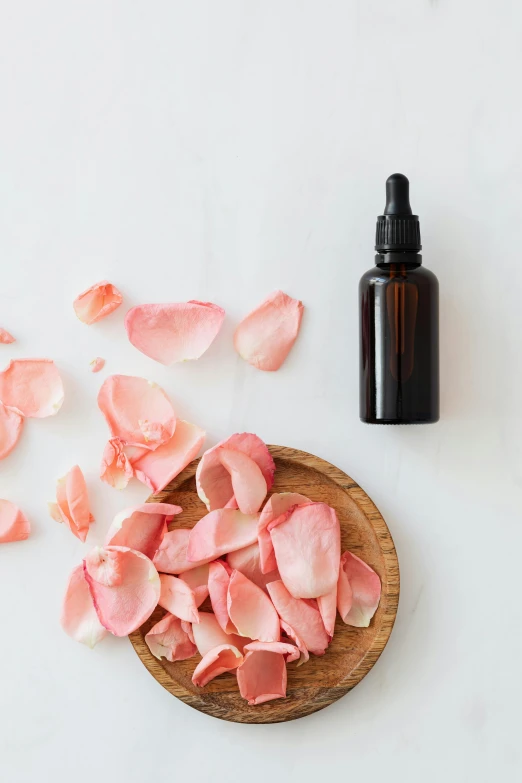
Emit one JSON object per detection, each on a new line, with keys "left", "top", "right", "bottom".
{"left": 359, "top": 263, "right": 438, "bottom": 289}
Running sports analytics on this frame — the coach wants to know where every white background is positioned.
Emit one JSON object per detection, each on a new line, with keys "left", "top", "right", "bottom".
{"left": 1, "top": 1, "right": 521, "bottom": 781}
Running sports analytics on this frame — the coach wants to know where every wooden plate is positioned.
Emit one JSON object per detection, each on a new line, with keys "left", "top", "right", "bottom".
{"left": 129, "top": 445, "right": 399, "bottom": 723}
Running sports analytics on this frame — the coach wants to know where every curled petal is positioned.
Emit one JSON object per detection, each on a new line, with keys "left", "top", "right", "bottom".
{"left": 196, "top": 433, "right": 275, "bottom": 511}
{"left": 158, "top": 574, "right": 199, "bottom": 623}
{"left": 0, "top": 359, "right": 64, "bottom": 418}
{"left": 227, "top": 542, "right": 279, "bottom": 592}
{"left": 338, "top": 551, "right": 381, "bottom": 627}
{"left": 267, "top": 580, "right": 329, "bottom": 656}
{"left": 0, "top": 328, "right": 15, "bottom": 344}
{"left": 192, "top": 644, "right": 243, "bottom": 687}
{"left": 53, "top": 466, "right": 94, "bottom": 542}
{"left": 73, "top": 281, "right": 123, "bottom": 325}
{"left": 60, "top": 565, "right": 107, "bottom": 648}
{"left": 133, "top": 419, "right": 205, "bottom": 494}
{"left": 234, "top": 290, "right": 304, "bottom": 371}
{"left": 144, "top": 612, "right": 196, "bottom": 662}
{"left": 90, "top": 357, "right": 105, "bottom": 373}
{"left": 243, "top": 640, "right": 300, "bottom": 663}
{"left": 258, "top": 492, "right": 310, "bottom": 574}
{"left": 187, "top": 508, "right": 260, "bottom": 563}
{"left": 237, "top": 649, "right": 287, "bottom": 705}
{"left": 208, "top": 560, "right": 237, "bottom": 634}
{"left": 218, "top": 449, "right": 267, "bottom": 514}
{"left": 0, "top": 499, "right": 30, "bottom": 544}
{"left": 97, "top": 374, "right": 176, "bottom": 449}
{"left": 280, "top": 620, "right": 309, "bottom": 666}
{"left": 100, "top": 438, "right": 135, "bottom": 489}
{"left": 179, "top": 564, "right": 210, "bottom": 607}
{"left": 153, "top": 528, "right": 213, "bottom": 575}
{"left": 192, "top": 612, "right": 246, "bottom": 657}
{"left": 227, "top": 569, "right": 280, "bottom": 642}
{"left": 105, "top": 502, "right": 181, "bottom": 560}
{"left": 0, "top": 402, "right": 23, "bottom": 460}
{"left": 181, "top": 620, "right": 195, "bottom": 644}
{"left": 317, "top": 585, "right": 338, "bottom": 639}
{"left": 125, "top": 301, "right": 225, "bottom": 365}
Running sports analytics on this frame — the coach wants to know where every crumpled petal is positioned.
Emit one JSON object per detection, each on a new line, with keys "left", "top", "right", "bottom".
{"left": 258, "top": 492, "right": 310, "bottom": 574}
{"left": 243, "top": 640, "right": 300, "bottom": 663}
{"left": 268, "top": 502, "right": 340, "bottom": 598}
{"left": 207, "top": 560, "right": 237, "bottom": 634}
{"left": 266, "top": 580, "right": 329, "bottom": 656}
{"left": 187, "top": 508, "right": 260, "bottom": 563}
{"left": 158, "top": 574, "right": 199, "bottom": 623}
{"left": 125, "top": 301, "right": 225, "bottom": 365}
{"left": 218, "top": 449, "right": 267, "bottom": 514}
{"left": 227, "top": 569, "right": 280, "bottom": 642}
{"left": 192, "top": 644, "right": 243, "bottom": 687}
{"left": 98, "top": 375, "right": 176, "bottom": 450}
{"left": 0, "top": 328, "right": 15, "bottom": 344}
{"left": 192, "top": 612, "right": 247, "bottom": 657}
{"left": 0, "top": 359, "right": 64, "bottom": 418}
{"left": 153, "top": 528, "right": 213, "bottom": 575}
{"left": 179, "top": 564, "right": 210, "bottom": 607}
{"left": 105, "top": 502, "right": 181, "bottom": 560}
{"left": 90, "top": 357, "right": 105, "bottom": 373}
{"left": 73, "top": 280, "right": 123, "bottom": 325}
{"left": 237, "top": 648, "right": 288, "bottom": 705}
{"left": 0, "top": 499, "right": 30, "bottom": 543}
{"left": 338, "top": 551, "right": 381, "bottom": 627}
{"left": 100, "top": 437, "right": 135, "bottom": 489}
{"left": 317, "top": 585, "right": 338, "bottom": 638}
{"left": 0, "top": 402, "right": 24, "bottom": 460}
{"left": 227, "top": 542, "right": 279, "bottom": 592}
{"left": 84, "top": 546, "right": 160, "bottom": 636}
{"left": 144, "top": 612, "right": 197, "bottom": 662}
{"left": 196, "top": 433, "right": 275, "bottom": 511}
{"left": 52, "top": 465, "right": 94, "bottom": 542}
{"left": 234, "top": 290, "right": 304, "bottom": 371}
{"left": 60, "top": 564, "right": 107, "bottom": 648}
{"left": 133, "top": 419, "right": 205, "bottom": 493}
{"left": 280, "top": 620, "right": 309, "bottom": 666}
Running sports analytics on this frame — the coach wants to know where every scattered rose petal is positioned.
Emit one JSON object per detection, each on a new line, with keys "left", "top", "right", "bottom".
{"left": 187, "top": 508, "right": 260, "bottom": 563}
{"left": 266, "top": 580, "right": 329, "bottom": 656}
{"left": 0, "top": 328, "right": 15, "bottom": 344}
{"left": 60, "top": 564, "right": 107, "bottom": 648}
{"left": 280, "top": 620, "right": 309, "bottom": 665}
{"left": 192, "top": 612, "right": 246, "bottom": 657}
{"left": 0, "top": 402, "right": 23, "bottom": 460}
{"left": 0, "top": 499, "right": 30, "bottom": 544}
{"left": 234, "top": 290, "right": 304, "bottom": 371}
{"left": 125, "top": 301, "right": 225, "bottom": 365}
{"left": 133, "top": 419, "right": 205, "bottom": 493}
{"left": 218, "top": 449, "right": 267, "bottom": 514}
{"left": 51, "top": 465, "right": 94, "bottom": 543}
{"left": 196, "top": 433, "right": 275, "bottom": 511}
{"left": 100, "top": 437, "right": 135, "bottom": 489}
{"left": 337, "top": 551, "right": 381, "bottom": 627}
{"left": 144, "top": 612, "right": 197, "bottom": 662}
{"left": 179, "top": 564, "right": 210, "bottom": 607}
{"left": 317, "top": 585, "right": 338, "bottom": 638}
{"left": 73, "top": 281, "right": 123, "bottom": 325}
{"left": 243, "top": 640, "right": 300, "bottom": 663}
{"left": 208, "top": 560, "right": 237, "bottom": 634}
{"left": 84, "top": 546, "right": 160, "bottom": 636}
{"left": 0, "top": 359, "right": 64, "bottom": 418}
{"left": 227, "top": 542, "right": 280, "bottom": 592}
{"left": 227, "top": 569, "right": 280, "bottom": 642}
{"left": 105, "top": 503, "right": 181, "bottom": 560}
{"left": 158, "top": 574, "right": 200, "bottom": 623}
{"left": 153, "top": 528, "right": 214, "bottom": 575}
{"left": 90, "top": 357, "right": 105, "bottom": 373}
{"left": 192, "top": 644, "right": 243, "bottom": 687}
{"left": 98, "top": 375, "right": 176, "bottom": 450}
{"left": 258, "top": 492, "right": 310, "bottom": 574}
{"left": 237, "top": 648, "right": 287, "bottom": 705}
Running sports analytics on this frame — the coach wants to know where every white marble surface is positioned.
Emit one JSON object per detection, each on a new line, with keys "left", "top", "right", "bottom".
{"left": 1, "top": 1, "right": 521, "bottom": 781}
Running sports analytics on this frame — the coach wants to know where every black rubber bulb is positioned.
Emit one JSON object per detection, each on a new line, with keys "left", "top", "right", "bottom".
{"left": 384, "top": 173, "right": 412, "bottom": 216}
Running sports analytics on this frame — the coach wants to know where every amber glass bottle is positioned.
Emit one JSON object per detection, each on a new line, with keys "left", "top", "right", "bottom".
{"left": 359, "top": 174, "right": 439, "bottom": 424}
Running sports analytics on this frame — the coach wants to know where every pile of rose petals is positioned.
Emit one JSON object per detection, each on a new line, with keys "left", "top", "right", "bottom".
{"left": 62, "top": 433, "right": 382, "bottom": 707}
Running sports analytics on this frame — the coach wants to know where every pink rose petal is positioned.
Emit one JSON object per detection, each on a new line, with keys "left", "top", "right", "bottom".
{"left": 187, "top": 508, "right": 260, "bottom": 563}
{"left": 0, "top": 402, "right": 23, "bottom": 460}
{"left": 227, "top": 542, "right": 280, "bottom": 592}
{"left": 144, "top": 612, "right": 197, "bottom": 662}
{"left": 192, "top": 644, "right": 243, "bottom": 687}
{"left": 237, "top": 648, "right": 288, "bottom": 705}
{"left": 100, "top": 437, "right": 135, "bottom": 489}
{"left": 73, "top": 281, "right": 123, "bottom": 325}
{"left": 0, "top": 328, "right": 15, "bottom": 344}
{"left": 227, "top": 569, "right": 280, "bottom": 642}
{"left": 192, "top": 612, "right": 246, "bottom": 657}
{"left": 52, "top": 465, "right": 94, "bottom": 543}
{"left": 0, "top": 359, "right": 64, "bottom": 418}
{"left": 0, "top": 499, "right": 30, "bottom": 544}
{"left": 218, "top": 449, "right": 268, "bottom": 514}
{"left": 258, "top": 492, "right": 310, "bottom": 574}
{"left": 196, "top": 433, "right": 275, "bottom": 511}
{"left": 179, "top": 564, "right": 210, "bottom": 607}
{"left": 84, "top": 546, "right": 160, "bottom": 636}
{"left": 133, "top": 419, "right": 205, "bottom": 493}
{"left": 317, "top": 585, "right": 338, "bottom": 639}
{"left": 98, "top": 374, "right": 176, "bottom": 450}
{"left": 243, "top": 640, "right": 300, "bottom": 663}
{"left": 280, "top": 620, "right": 309, "bottom": 666}
{"left": 266, "top": 580, "right": 329, "bottom": 656}
{"left": 125, "top": 301, "right": 225, "bottom": 365}
{"left": 90, "top": 357, "right": 105, "bottom": 373}
{"left": 153, "top": 528, "right": 214, "bottom": 575}
{"left": 158, "top": 574, "right": 199, "bottom": 623}
{"left": 337, "top": 551, "right": 381, "bottom": 627}
{"left": 181, "top": 620, "right": 195, "bottom": 644}
{"left": 208, "top": 559, "right": 237, "bottom": 634}
{"left": 60, "top": 564, "right": 107, "bottom": 648}
{"left": 234, "top": 290, "right": 304, "bottom": 371}
{"left": 105, "top": 502, "right": 181, "bottom": 560}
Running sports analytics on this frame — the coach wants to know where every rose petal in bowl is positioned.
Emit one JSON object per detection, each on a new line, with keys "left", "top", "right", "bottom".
{"left": 153, "top": 528, "right": 214, "bottom": 575}
{"left": 187, "top": 508, "right": 260, "bottom": 563}
{"left": 105, "top": 502, "right": 181, "bottom": 560}
{"left": 267, "top": 580, "right": 329, "bottom": 656}
{"left": 133, "top": 420, "right": 205, "bottom": 493}
{"left": 61, "top": 564, "right": 107, "bottom": 648}
{"left": 100, "top": 438, "right": 135, "bottom": 489}
{"left": 144, "top": 612, "right": 197, "bottom": 662}
{"left": 243, "top": 640, "right": 300, "bottom": 663}
{"left": 0, "top": 499, "right": 30, "bottom": 544}
{"left": 52, "top": 465, "right": 94, "bottom": 542}
{"left": 0, "top": 359, "right": 64, "bottom": 418}
{"left": 218, "top": 449, "right": 267, "bottom": 514}
{"left": 0, "top": 328, "right": 15, "bottom": 344}
{"left": 227, "top": 569, "right": 280, "bottom": 642}
{"left": 0, "top": 402, "right": 23, "bottom": 460}
{"left": 192, "top": 644, "right": 243, "bottom": 687}
{"left": 179, "top": 564, "right": 210, "bottom": 607}
{"left": 158, "top": 574, "right": 199, "bottom": 623}
{"left": 208, "top": 559, "right": 237, "bottom": 634}
{"left": 237, "top": 649, "right": 288, "bottom": 705}
{"left": 317, "top": 585, "right": 338, "bottom": 639}
{"left": 338, "top": 551, "right": 381, "bottom": 627}
{"left": 192, "top": 612, "right": 247, "bottom": 657}
{"left": 73, "top": 281, "right": 123, "bottom": 325}
{"left": 280, "top": 620, "right": 309, "bottom": 665}
{"left": 227, "top": 542, "right": 279, "bottom": 592}
{"left": 258, "top": 492, "right": 310, "bottom": 574}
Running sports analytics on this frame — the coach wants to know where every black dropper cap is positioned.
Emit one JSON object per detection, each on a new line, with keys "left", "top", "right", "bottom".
{"left": 375, "top": 173, "right": 422, "bottom": 252}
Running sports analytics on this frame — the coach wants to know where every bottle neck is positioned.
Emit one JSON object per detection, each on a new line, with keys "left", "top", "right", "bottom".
{"left": 375, "top": 252, "right": 422, "bottom": 267}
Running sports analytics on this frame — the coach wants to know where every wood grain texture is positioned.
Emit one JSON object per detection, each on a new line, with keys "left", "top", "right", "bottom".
{"left": 129, "top": 445, "right": 400, "bottom": 723}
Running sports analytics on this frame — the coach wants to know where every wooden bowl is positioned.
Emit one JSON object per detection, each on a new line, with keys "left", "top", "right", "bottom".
{"left": 129, "top": 445, "right": 399, "bottom": 723}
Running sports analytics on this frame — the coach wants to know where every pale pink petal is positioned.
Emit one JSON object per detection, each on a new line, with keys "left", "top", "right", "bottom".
{"left": 60, "top": 564, "right": 107, "bottom": 648}
{"left": 144, "top": 612, "right": 197, "bottom": 662}
{"left": 97, "top": 374, "right": 176, "bottom": 449}
{"left": 208, "top": 560, "right": 237, "bottom": 634}
{"left": 269, "top": 502, "right": 340, "bottom": 598}
{"left": 192, "top": 612, "right": 246, "bottom": 656}
{"left": 125, "top": 301, "right": 225, "bottom": 365}
{"left": 234, "top": 290, "right": 304, "bottom": 372}
{"left": 153, "top": 528, "right": 214, "bottom": 575}
{"left": 266, "top": 580, "right": 329, "bottom": 656}
{"left": 0, "top": 402, "right": 23, "bottom": 460}
{"left": 0, "top": 499, "right": 30, "bottom": 544}
{"left": 105, "top": 503, "right": 181, "bottom": 560}
{"left": 181, "top": 620, "right": 195, "bottom": 644}
{"left": 100, "top": 438, "right": 135, "bottom": 489}
{"left": 317, "top": 585, "right": 338, "bottom": 638}
{"left": 179, "top": 564, "right": 209, "bottom": 607}
{"left": 158, "top": 574, "right": 199, "bottom": 623}
{"left": 48, "top": 502, "right": 62, "bottom": 523}
{"left": 187, "top": 509, "right": 260, "bottom": 563}
{"left": 227, "top": 542, "right": 279, "bottom": 592}
{"left": 0, "top": 328, "right": 15, "bottom": 344}
{"left": 237, "top": 649, "right": 287, "bottom": 705}
{"left": 196, "top": 433, "right": 275, "bottom": 511}
{"left": 338, "top": 551, "right": 381, "bottom": 627}
{"left": 218, "top": 449, "right": 267, "bottom": 514}
{"left": 84, "top": 546, "right": 160, "bottom": 636}
{"left": 192, "top": 644, "right": 243, "bottom": 687}
{"left": 0, "top": 359, "right": 64, "bottom": 418}
{"left": 133, "top": 419, "right": 205, "bottom": 493}
{"left": 243, "top": 640, "right": 300, "bottom": 663}
{"left": 73, "top": 281, "right": 123, "bottom": 325}
{"left": 280, "top": 620, "right": 309, "bottom": 665}
{"left": 227, "top": 569, "right": 280, "bottom": 642}
{"left": 90, "top": 357, "right": 105, "bottom": 373}
{"left": 53, "top": 466, "right": 94, "bottom": 542}
{"left": 258, "top": 492, "right": 310, "bottom": 574}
